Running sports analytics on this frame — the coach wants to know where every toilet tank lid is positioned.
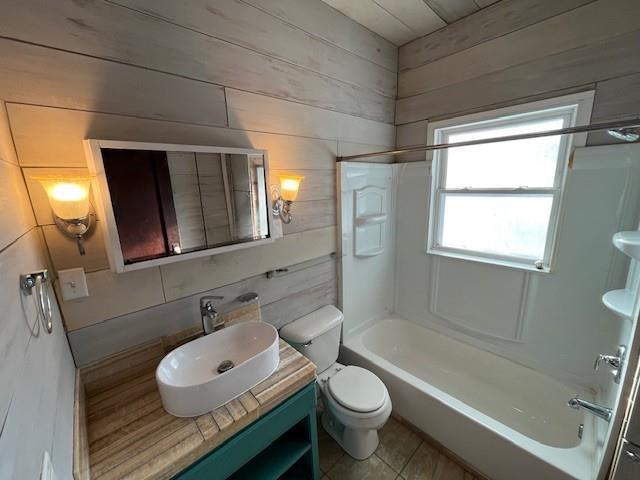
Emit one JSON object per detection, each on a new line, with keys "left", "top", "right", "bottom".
{"left": 279, "top": 305, "right": 344, "bottom": 344}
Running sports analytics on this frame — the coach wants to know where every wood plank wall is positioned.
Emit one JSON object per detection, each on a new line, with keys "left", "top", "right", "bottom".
{"left": 0, "top": 0, "right": 396, "bottom": 365}
{"left": 0, "top": 104, "right": 76, "bottom": 479}
{"left": 395, "top": 0, "right": 640, "bottom": 157}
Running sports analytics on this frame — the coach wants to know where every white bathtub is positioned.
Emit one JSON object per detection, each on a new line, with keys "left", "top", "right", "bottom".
{"left": 340, "top": 316, "right": 598, "bottom": 480}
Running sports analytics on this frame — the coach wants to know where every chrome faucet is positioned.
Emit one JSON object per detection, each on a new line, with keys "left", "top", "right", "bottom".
{"left": 200, "top": 296, "right": 224, "bottom": 334}
{"left": 567, "top": 396, "right": 613, "bottom": 422}
{"left": 594, "top": 345, "right": 626, "bottom": 384}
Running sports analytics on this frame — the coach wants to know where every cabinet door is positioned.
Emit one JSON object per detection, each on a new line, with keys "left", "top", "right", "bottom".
{"left": 612, "top": 441, "right": 640, "bottom": 480}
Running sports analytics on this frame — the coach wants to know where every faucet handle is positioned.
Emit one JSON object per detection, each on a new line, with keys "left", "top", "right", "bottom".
{"left": 595, "top": 353, "right": 620, "bottom": 370}
{"left": 594, "top": 345, "right": 626, "bottom": 370}
{"left": 594, "top": 354, "right": 607, "bottom": 371}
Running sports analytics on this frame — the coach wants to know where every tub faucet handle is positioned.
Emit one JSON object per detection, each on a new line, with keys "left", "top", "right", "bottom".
{"left": 594, "top": 354, "right": 620, "bottom": 370}
{"left": 594, "top": 345, "right": 626, "bottom": 384}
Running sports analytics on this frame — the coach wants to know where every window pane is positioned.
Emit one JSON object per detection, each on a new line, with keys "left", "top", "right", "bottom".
{"left": 440, "top": 194, "right": 554, "bottom": 260}
{"left": 443, "top": 118, "right": 565, "bottom": 189}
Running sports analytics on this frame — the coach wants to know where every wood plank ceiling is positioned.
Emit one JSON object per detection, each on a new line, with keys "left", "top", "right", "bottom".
{"left": 321, "top": 0, "right": 501, "bottom": 45}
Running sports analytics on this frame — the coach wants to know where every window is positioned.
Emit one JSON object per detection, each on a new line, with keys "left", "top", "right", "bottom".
{"left": 427, "top": 92, "right": 593, "bottom": 272}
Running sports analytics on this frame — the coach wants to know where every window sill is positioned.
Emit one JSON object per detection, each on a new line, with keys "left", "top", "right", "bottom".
{"left": 425, "top": 247, "right": 551, "bottom": 274}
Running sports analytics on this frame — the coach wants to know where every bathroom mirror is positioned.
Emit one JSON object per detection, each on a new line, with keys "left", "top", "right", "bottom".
{"left": 84, "top": 140, "right": 277, "bottom": 272}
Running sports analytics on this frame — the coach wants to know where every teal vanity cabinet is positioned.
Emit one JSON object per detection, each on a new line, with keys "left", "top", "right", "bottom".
{"left": 174, "top": 382, "right": 320, "bottom": 479}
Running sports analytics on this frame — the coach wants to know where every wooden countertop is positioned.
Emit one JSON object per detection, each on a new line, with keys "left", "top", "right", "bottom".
{"left": 79, "top": 336, "right": 316, "bottom": 480}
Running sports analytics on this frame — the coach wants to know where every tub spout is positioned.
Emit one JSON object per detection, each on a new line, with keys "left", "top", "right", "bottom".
{"left": 567, "top": 396, "right": 613, "bottom": 422}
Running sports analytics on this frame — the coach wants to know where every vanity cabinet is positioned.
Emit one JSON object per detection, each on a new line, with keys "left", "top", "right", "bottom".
{"left": 174, "top": 383, "right": 320, "bottom": 480}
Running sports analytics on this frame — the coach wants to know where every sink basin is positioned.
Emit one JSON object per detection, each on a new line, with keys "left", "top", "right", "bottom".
{"left": 156, "top": 321, "right": 280, "bottom": 417}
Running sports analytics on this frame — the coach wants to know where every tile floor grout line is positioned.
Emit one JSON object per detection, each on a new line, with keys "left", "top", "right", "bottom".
{"left": 397, "top": 439, "right": 424, "bottom": 477}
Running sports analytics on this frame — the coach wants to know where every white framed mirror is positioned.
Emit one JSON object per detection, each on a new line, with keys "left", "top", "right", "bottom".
{"left": 84, "top": 140, "right": 279, "bottom": 273}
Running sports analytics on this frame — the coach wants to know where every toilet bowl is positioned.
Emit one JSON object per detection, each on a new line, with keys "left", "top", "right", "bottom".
{"left": 279, "top": 306, "right": 391, "bottom": 459}
{"left": 318, "top": 363, "right": 392, "bottom": 459}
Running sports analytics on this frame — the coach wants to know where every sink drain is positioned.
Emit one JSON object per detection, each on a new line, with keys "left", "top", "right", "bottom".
{"left": 217, "top": 360, "right": 235, "bottom": 373}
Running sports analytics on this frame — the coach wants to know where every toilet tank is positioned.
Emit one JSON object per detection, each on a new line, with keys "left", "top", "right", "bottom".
{"left": 279, "top": 305, "right": 344, "bottom": 373}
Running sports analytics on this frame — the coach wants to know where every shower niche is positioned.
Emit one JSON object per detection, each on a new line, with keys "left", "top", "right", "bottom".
{"left": 353, "top": 186, "right": 388, "bottom": 257}
{"left": 603, "top": 231, "right": 640, "bottom": 319}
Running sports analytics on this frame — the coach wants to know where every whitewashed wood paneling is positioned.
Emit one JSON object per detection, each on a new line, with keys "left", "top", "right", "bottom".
{"left": 8, "top": 104, "right": 341, "bottom": 169}
{"left": 396, "top": 29, "right": 640, "bottom": 124}
{"left": 0, "top": 102, "right": 34, "bottom": 248}
{"left": 160, "top": 226, "right": 336, "bottom": 302}
{"left": 42, "top": 223, "right": 110, "bottom": 273}
{"left": 474, "top": 0, "right": 500, "bottom": 7}
{"left": 68, "top": 256, "right": 336, "bottom": 365}
{"left": 0, "top": 0, "right": 392, "bottom": 122}
{"left": 423, "top": 0, "right": 478, "bottom": 23}
{"left": 0, "top": 159, "right": 36, "bottom": 249}
{"left": 225, "top": 89, "right": 395, "bottom": 146}
{"left": 337, "top": 141, "right": 395, "bottom": 163}
{"left": 587, "top": 73, "right": 640, "bottom": 145}
{"left": 399, "top": 0, "right": 640, "bottom": 98}
{"left": 262, "top": 278, "right": 337, "bottom": 329}
{"left": 592, "top": 73, "right": 640, "bottom": 123}
{"left": 399, "top": 0, "right": 594, "bottom": 69}
{"left": 57, "top": 267, "right": 166, "bottom": 330}
{"left": 0, "top": 103, "right": 18, "bottom": 165}
{"left": 111, "top": 0, "right": 396, "bottom": 98}
{"left": 321, "top": 0, "right": 419, "bottom": 46}
{"left": 374, "top": 0, "right": 446, "bottom": 38}
{"left": 282, "top": 201, "right": 336, "bottom": 235}
{"left": 0, "top": 228, "right": 75, "bottom": 480}
{"left": 245, "top": 0, "right": 397, "bottom": 71}
{"left": 0, "top": 38, "right": 228, "bottom": 127}
{"left": 396, "top": 121, "right": 428, "bottom": 162}
{"left": 51, "top": 350, "right": 77, "bottom": 480}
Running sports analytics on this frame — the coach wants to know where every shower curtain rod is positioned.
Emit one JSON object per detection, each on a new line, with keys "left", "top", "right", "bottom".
{"left": 336, "top": 118, "right": 640, "bottom": 161}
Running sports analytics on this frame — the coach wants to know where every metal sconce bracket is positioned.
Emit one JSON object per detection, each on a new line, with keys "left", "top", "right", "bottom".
{"left": 54, "top": 208, "right": 95, "bottom": 256}
{"left": 271, "top": 185, "right": 293, "bottom": 224}
{"left": 272, "top": 197, "right": 293, "bottom": 224}
{"left": 20, "top": 270, "right": 53, "bottom": 334}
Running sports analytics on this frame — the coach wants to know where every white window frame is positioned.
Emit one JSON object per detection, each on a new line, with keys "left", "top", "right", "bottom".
{"left": 426, "top": 91, "right": 594, "bottom": 273}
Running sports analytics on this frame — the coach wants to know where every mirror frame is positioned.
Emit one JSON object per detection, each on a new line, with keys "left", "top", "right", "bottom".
{"left": 84, "top": 139, "right": 279, "bottom": 273}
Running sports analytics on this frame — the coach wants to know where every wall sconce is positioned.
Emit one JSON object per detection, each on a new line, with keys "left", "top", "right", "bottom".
{"left": 272, "top": 174, "right": 303, "bottom": 224}
{"left": 34, "top": 175, "right": 94, "bottom": 255}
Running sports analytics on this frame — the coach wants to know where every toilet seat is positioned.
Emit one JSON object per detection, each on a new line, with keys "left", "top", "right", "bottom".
{"left": 328, "top": 366, "right": 387, "bottom": 413}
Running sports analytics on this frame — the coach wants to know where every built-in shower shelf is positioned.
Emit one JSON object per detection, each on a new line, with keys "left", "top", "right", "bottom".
{"left": 355, "top": 213, "right": 387, "bottom": 226}
{"left": 355, "top": 247, "right": 385, "bottom": 257}
{"left": 613, "top": 231, "right": 640, "bottom": 260}
{"left": 602, "top": 289, "right": 634, "bottom": 318}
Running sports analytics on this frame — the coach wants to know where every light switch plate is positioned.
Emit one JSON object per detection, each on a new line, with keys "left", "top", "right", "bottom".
{"left": 58, "top": 267, "right": 89, "bottom": 301}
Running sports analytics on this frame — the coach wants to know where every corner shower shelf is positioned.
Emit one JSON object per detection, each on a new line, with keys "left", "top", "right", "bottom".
{"left": 613, "top": 231, "right": 640, "bottom": 260}
{"left": 355, "top": 213, "right": 388, "bottom": 226}
{"left": 602, "top": 289, "right": 634, "bottom": 319}
{"left": 354, "top": 247, "right": 385, "bottom": 257}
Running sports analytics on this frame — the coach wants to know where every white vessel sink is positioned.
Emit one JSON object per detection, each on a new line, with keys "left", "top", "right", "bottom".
{"left": 156, "top": 321, "right": 280, "bottom": 417}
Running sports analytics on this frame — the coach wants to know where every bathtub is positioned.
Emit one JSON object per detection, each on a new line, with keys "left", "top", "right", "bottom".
{"left": 340, "top": 316, "right": 598, "bottom": 480}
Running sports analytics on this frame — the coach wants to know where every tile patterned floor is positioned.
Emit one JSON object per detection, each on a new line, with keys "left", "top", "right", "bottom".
{"left": 318, "top": 416, "right": 484, "bottom": 480}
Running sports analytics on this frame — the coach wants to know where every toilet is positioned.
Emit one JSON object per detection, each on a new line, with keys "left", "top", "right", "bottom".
{"left": 279, "top": 305, "right": 392, "bottom": 460}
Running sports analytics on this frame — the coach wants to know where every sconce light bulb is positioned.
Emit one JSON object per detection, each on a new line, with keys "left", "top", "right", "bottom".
{"left": 279, "top": 175, "right": 303, "bottom": 202}
{"left": 49, "top": 182, "right": 88, "bottom": 203}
